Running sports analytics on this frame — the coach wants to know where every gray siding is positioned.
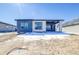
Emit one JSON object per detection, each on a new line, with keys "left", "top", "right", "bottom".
{"left": 63, "top": 24, "right": 79, "bottom": 34}
{"left": 0, "top": 22, "right": 16, "bottom": 32}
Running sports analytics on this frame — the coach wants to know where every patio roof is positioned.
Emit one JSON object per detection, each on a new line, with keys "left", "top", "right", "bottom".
{"left": 15, "top": 19, "right": 64, "bottom": 21}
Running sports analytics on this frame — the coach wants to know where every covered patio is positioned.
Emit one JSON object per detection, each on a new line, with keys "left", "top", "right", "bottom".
{"left": 46, "top": 20, "right": 62, "bottom": 32}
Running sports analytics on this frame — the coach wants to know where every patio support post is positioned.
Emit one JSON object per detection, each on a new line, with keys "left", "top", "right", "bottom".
{"left": 59, "top": 21, "right": 62, "bottom": 32}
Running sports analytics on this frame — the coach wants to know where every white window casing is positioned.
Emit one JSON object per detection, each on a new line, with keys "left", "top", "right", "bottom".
{"left": 32, "top": 21, "right": 46, "bottom": 32}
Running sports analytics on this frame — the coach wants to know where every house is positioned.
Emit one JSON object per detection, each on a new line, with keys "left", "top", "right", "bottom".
{"left": 15, "top": 19, "right": 64, "bottom": 34}
{"left": 0, "top": 21, "right": 16, "bottom": 32}
{"left": 62, "top": 18, "right": 79, "bottom": 34}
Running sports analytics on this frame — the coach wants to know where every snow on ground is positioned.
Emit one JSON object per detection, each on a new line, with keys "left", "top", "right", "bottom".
{"left": 17, "top": 32, "right": 69, "bottom": 42}
{"left": 0, "top": 33, "right": 9, "bottom": 36}
{"left": 0, "top": 32, "right": 16, "bottom": 36}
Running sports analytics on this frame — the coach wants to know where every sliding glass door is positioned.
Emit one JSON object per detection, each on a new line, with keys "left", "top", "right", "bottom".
{"left": 46, "top": 22, "right": 55, "bottom": 32}
{"left": 20, "top": 21, "right": 32, "bottom": 33}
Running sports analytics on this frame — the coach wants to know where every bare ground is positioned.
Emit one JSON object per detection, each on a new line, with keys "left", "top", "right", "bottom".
{"left": 0, "top": 33, "right": 79, "bottom": 55}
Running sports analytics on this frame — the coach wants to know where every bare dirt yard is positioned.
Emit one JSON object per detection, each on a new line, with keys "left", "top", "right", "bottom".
{"left": 0, "top": 33, "right": 79, "bottom": 55}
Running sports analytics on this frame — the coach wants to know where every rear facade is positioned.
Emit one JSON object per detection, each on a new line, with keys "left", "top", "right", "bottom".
{"left": 15, "top": 19, "right": 63, "bottom": 34}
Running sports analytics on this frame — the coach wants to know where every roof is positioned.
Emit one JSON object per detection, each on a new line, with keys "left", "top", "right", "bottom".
{"left": 63, "top": 18, "right": 79, "bottom": 27}
{"left": 15, "top": 19, "right": 64, "bottom": 21}
{"left": 0, "top": 21, "right": 16, "bottom": 27}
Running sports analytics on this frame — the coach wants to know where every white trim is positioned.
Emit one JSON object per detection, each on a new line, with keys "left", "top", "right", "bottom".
{"left": 59, "top": 21, "right": 62, "bottom": 32}
{"left": 32, "top": 21, "right": 46, "bottom": 32}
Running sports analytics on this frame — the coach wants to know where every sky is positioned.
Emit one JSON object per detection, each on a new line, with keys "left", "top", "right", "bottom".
{"left": 0, "top": 3, "right": 79, "bottom": 25}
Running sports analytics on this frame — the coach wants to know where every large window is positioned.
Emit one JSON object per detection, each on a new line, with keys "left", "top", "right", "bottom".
{"left": 35, "top": 22, "right": 42, "bottom": 30}
{"left": 33, "top": 21, "right": 46, "bottom": 32}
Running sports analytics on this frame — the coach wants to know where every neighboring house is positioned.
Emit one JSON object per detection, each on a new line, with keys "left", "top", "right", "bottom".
{"left": 63, "top": 19, "right": 79, "bottom": 34}
{"left": 0, "top": 21, "right": 16, "bottom": 32}
{"left": 15, "top": 19, "right": 63, "bottom": 34}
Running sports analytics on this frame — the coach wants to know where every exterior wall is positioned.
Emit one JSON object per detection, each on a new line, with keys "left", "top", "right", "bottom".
{"left": 32, "top": 21, "right": 46, "bottom": 32}
{"left": 16, "top": 20, "right": 63, "bottom": 33}
{"left": 17, "top": 21, "right": 21, "bottom": 33}
{"left": 0, "top": 23, "right": 16, "bottom": 32}
{"left": 17, "top": 21, "right": 32, "bottom": 33}
{"left": 62, "top": 25, "right": 79, "bottom": 34}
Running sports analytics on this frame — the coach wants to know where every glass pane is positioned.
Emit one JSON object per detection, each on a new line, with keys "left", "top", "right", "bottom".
{"left": 21, "top": 22, "right": 25, "bottom": 27}
{"left": 21, "top": 22, "right": 28, "bottom": 29}
{"left": 35, "top": 22, "right": 42, "bottom": 30}
{"left": 46, "top": 24, "right": 51, "bottom": 31}
{"left": 25, "top": 23, "right": 28, "bottom": 28}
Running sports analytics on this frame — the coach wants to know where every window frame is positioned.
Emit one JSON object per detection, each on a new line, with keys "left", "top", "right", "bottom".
{"left": 32, "top": 21, "right": 46, "bottom": 32}
{"left": 34, "top": 21, "right": 43, "bottom": 30}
